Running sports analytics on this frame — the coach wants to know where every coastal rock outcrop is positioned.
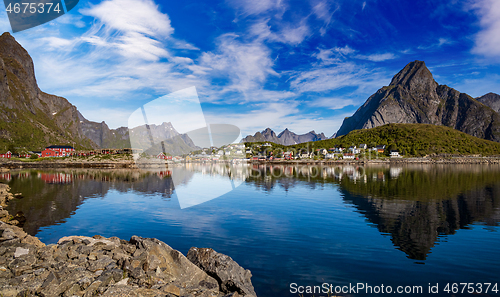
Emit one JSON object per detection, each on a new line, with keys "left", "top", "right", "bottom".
{"left": 0, "top": 226, "right": 256, "bottom": 297}
{"left": 187, "top": 247, "right": 257, "bottom": 297}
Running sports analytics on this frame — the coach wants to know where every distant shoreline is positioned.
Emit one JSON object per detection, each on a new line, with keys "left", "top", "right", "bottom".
{"left": 1, "top": 156, "right": 500, "bottom": 169}
{"left": 252, "top": 156, "right": 500, "bottom": 165}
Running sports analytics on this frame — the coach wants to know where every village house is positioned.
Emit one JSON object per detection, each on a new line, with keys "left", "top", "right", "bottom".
{"left": 329, "top": 147, "right": 344, "bottom": 153}
{"left": 172, "top": 156, "right": 184, "bottom": 162}
{"left": 41, "top": 149, "right": 60, "bottom": 158}
{"left": 47, "top": 145, "right": 75, "bottom": 154}
{"left": 0, "top": 151, "right": 12, "bottom": 158}
{"left": 390, "top": 150, "right": 401, "bottom": 158}
{"left": 316, "top": 149, "right": 328, "bottom": 155}
{"left": 42, "top": 145, "right": 75, "bottom": 158}
{"left": 342, "top": 153, "right": 355, "bottom": 159}
{"left": 374, "top": 145, "right": 386, "bottom": 153}
{"left": 359, "top": 144, "right": 367, "bottom": 150}
{"left": 348, "top": 146, "right": 359, "bottom": 154}
{"left": 157, "top": 152, "right": 173, "bottom": 160}
{"left": 299, "top": 152, "right": 311, "bottom": 159}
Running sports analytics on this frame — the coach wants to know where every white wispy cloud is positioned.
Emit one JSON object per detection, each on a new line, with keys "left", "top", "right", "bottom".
{"left": 471, "top": 0, "right": 500, "bottom": 58}
{"left": 453, "top": 74, "right": 500, "bottom": 98}
{"left": 200, "top": 33, "right": 277, "bottom": 97}
{"left": 54, "top": 13, "right": 86, "bottom": 28}
{"left": 280, "top": 23, "right": 310, "bottom": 45}
{"left": 417, "top": 37, "right": 453, "bottom": 50}
{"left": 227, "top": 0, "right": 285, "bottom": 17}
{"left": 0, "top": 0, "right": 393, "bottom": 135}
{"left": 311, "top": 0, "right": 339, "bottom": 35}
{"left": 312, "top": 1, "right": 332, "bottom": 24}
{"left": 308, "top": 97, "right": 356, "bottom": 110}
{"left": 315, "top": 46, "right": 356, "bottom": 64}
{"left": 81, "top": 0, "right": 173, "bottom": 38}
{"left": 249, "top": 18, "right": 310, "bottom": 45}
{"left": 14, "top": 0, "right": 205, "bottom": 101}
{"left": 290, "top": 62, "right": 365, "bottom": 93}
{"left": 204, "top": 101, "right": 345, "bottom": 136}
{"left": 355, "top": 52, "right": 397, "bottom": 62}
{"left": 78, "top": 107, "right": 135, "bottom": 129}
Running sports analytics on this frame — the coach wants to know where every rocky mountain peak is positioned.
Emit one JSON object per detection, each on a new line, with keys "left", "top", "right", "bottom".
{"left": 477, "top": 92, "right": 500, "bottom": 113}
{"left": 335, "top": 60, "right": 500, "bottom": 142}
{"left": 277, "top": 128, "right": 292, "bottom": 138}
{"left": 262, "top": 128, "right": 276, "bottom": 136}
{"left": 243, "top": 128, "right": 328, "bottom": 145}
{"left": 389, "top": 60, "right": 437, "bottom": 92}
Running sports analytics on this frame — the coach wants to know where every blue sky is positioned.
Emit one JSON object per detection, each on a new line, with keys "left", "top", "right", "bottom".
{"left": 1, "top": 0, "right": 500, "bottom": 137}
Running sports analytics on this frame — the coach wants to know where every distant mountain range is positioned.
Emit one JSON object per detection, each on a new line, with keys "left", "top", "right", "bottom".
{"left": 335, "top": 60, "right": 500, "bottom": 142}
{"left": 242, "top": 128, "right": 330, "bottom": 145}
{"left": 0, "top": 32, "right": 197, "bottom": 154}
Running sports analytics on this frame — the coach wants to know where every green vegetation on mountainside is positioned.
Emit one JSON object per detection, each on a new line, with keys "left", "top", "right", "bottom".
{"left": 246, "top": 124, "right": 500, "bottom": 157}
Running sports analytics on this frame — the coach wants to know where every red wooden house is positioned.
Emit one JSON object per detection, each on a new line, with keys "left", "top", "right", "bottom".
{"left": 0, "top": 151, "right": 12, "bottom": 158}
{"left": 43, "top": 145, "right": 75, "bottom": 157}
{"left": 157, "top": 152, "right": 172, "bottom": 160}
{"left": 42, "top": 149, "right": 60, "bottom": 158}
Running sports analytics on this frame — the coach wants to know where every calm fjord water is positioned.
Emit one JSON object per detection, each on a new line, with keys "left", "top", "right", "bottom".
{"left": 3, "top": 164, "right": 500, "bottom": 296}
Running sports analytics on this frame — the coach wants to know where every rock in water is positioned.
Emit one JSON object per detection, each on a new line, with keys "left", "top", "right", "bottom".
{"left": 187, "top": 247, "right": 257, "bottom": 297}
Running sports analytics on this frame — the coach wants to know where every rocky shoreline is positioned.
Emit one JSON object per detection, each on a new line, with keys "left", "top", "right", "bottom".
{"left": 0, "top": 182, "right": 257, "bottom": 297}
{"left": 0, "top": 160, "right": 136, "bottom": 169}
{"left": 2, "top": 156, "right": 500, "bottom": 170}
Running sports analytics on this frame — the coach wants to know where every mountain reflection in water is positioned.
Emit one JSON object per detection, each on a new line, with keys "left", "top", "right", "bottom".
{"left": 245, "top": 164, "right": 500, "bottom": 260}
{"left": 3, "top": 164, "right": 500, "bottom": 262}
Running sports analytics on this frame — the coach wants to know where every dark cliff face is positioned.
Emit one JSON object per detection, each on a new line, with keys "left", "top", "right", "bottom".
{"left": 0, "top": 32, "right": 196, "bottom": 151}
{"left": 0, "top": 32, "right": 99, "bottom": 149}
{"left": 243, "top": 128, "right": 328, "bottom": 145}
{"left": 336, "top": 61, "right": 500, "bottom": 142}
{"left": 0, "top": 32, "right": 107, "bottom": 149}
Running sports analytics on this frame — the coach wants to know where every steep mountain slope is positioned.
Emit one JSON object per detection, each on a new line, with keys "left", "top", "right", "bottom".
{"left": 0, "top": 32, "right": 197, "bottom": 153}
{"left": 129, "top": 122, "right": 199, "bottom": 155}
{"left": 242, "top": 128, "right": 328, "bottom": 145}
{"left": 0, "top": 32, "right": 97, "bottom": 150}
{"left": 336, "top": 61, "right": 500, "bottom": 142}
{"left": 78, "top": 112, "right": 130, "bottom": 149}
{"left": 477, "top": 92, "right": 500, "bottom": 113}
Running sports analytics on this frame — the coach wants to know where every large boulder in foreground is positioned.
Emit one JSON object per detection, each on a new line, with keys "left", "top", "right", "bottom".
{"left": 187, "top": 247, "right": 257, "bottom": 297}
{"left": 0, "top": 227, "right": 256, "bottom": 297}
